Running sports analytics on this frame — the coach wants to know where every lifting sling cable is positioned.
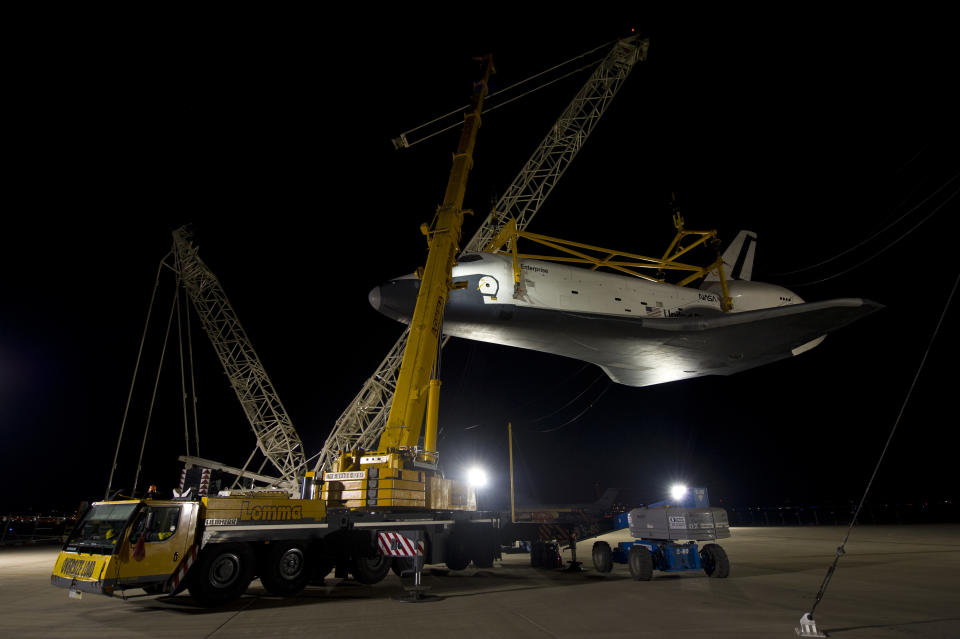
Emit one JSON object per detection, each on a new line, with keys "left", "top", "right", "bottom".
{"left": 176, "top": 285, "right": 190, "bottom": 458}
{"left": 794, "top": 185, "right": 958, "bottom": 286}
{"left": 105, "top": 257, "right": 167, "bottom": 500}
{"left": 185, "top": 285, "right": 200, "bottom": 457}
{"left": 132, "top": 278, "right": 181, "bottom": 496}
{"left": 404, "top": 63, "right": 601, "bottom": 148}
{"left": 802, "top": 269, "right": 958, "bottom": 625}
{"left": 776, "top": 172, "right": 958, "bottom": 276}
{"left": 395, "top": 40, "right": 614, "bottom": 148}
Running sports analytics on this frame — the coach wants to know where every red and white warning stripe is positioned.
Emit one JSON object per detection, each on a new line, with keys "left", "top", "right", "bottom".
{"left": 377, "top": 532, "right": 424, "bottom": 557}
{"left": 169, "top": 545, "right": 199, "bottom": 592}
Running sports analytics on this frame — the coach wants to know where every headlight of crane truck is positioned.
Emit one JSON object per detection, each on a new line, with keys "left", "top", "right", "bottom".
{"left": 591, "top": 486, "right": 731, "bottom": 580}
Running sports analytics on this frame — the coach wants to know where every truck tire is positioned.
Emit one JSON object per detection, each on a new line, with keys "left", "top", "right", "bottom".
{"left": 259, "top": 542, "right": 311, "bottom": 596}
{"left": 391, "top": 557, "right": 414, "bottom": 577}
{"left": 445, "top": 535, "right": 470, "bottom": 571}
{"left": 472, "top": 537, "right": 496, "bottom": 568}
{"left": 530, "top": 541, "right": 544, "bottom": 567}
{"left": 310, "top": 540, "right": 334, "bottom": 583}
{"left": 628, "top": 545, "right": 653, "bottom": 581}
{"left": 592, "top": 541, "right": 613, "bottom": 573}
{"left": 351, "top": 554, "right": 392, "bottom": 584}
{"left": 700, "top": 543, "right": 730, "bottom": 578}
{"left": 188, "top": 543, "right": 255, "bottom": 606}
{"left": 541, "top": 542, "right": 561, "bottom": 569}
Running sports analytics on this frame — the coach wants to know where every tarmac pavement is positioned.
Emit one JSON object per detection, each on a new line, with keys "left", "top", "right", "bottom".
{"left": 2, "top": 525, "right": 958, "bottom": 638}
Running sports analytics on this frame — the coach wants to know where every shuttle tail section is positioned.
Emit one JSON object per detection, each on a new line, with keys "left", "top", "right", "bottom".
{"left": 705, "top": 230, "right": 757, "bottom": 282}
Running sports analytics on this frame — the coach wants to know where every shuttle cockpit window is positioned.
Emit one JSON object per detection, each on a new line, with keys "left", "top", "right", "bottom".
{"left": 458, "top": 254, "right": 483, "bottom": 262}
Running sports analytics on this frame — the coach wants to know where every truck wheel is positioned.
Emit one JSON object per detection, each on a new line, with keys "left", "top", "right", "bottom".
{"left": 628, "top": 546, "right": 653, "bottom": 581}
{"left": 542, "top": 542, "right": 562, "bottom": 569}
{"left": 391, "top": 557, "right": 414, "bottom": 577}
{"left": 700, "top": 543, "right": 730, "bottom": 578}
{"left": 530, "top": 541, "right": 543, "bottom": 567}
{"left": 592, "top": 541, "right": 613, "bottom": 573}
{"left": 472, "top": 537, "right": 496, "bottom": 568}
{"left": 260, "top": 542, "right": 311, "bottom": 596}
{"left": 351, "top": 554, "right": 392, "bottom": 584}
{"left": 445, "top": 536, "right": 470, "bottom": 571}
{"left": 188, "top": 543, "right": 254, "bottom": 606}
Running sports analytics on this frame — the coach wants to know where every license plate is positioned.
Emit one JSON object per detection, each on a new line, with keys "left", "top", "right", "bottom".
{"left": 69, "top": 587, "right": 83, "bottom": 600}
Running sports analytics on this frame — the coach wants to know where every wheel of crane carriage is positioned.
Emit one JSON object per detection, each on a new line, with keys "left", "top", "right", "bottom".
{"left": 310, "top": 546, "right": 335, "bottom": 584}
{"left": 592, "top": 541, "right": 613, "bottom": 573}
{"left": 187, "top": 543, "right": 255, "bottom": 606}
{"left": 542, "top": 542, "right": 562, "bottom": 569}
{"left": 627, "top": 545, "right": 653, "bottom": 581}
{"left": 700, "top": 543, "right": 730, "bottom": 578}
{"left": 530, "top": 541, "right": 544, "bottom": 567}
{"left": 391, "top": 556, "right": 415, "bottom": 577}
{"left": 472, "top": 536, "right": 496, "bottom": 568}
{"left": 351, "top": 553, "right": 393, "bottom": 584}
{"left": 259, "top": 542, "right": 312, "bottom": 596}
{"left": 445, "top": 535, "right": 470, "bottom": 571}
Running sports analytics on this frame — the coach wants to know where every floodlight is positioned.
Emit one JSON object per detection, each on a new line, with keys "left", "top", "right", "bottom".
{"left": 670, "top": 483, "right": 688, "bottom": 501}
{"left": 467, "top": 466, "right": 488, "bottom": 488}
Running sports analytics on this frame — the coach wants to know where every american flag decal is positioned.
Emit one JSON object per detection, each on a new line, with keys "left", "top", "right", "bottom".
{"left": 377, "top": 532, "right": 423, "bottom": 557}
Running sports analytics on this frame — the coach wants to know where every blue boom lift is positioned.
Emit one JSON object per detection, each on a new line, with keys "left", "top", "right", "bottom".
{"left": 591, "top": 486, "right": 731, "bottom": 580}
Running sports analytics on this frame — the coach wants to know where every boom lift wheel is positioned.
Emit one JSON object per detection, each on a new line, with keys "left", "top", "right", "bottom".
{"left": 187, "top": 543, "right": 255, "bottom": 606}
{"left": 699, "top": 543, "right": 730, "bottom": 578}
{"left": 592, "top": 541, "right": 613, "bottom": 573}
{"left": 259, "top": 542, "right": 311, "bottom": 596}
{"left": 627, "top": 546, "right": 653, "bottom": 581}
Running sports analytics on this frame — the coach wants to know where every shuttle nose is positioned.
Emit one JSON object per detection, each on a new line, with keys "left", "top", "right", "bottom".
{"left": 368, "top": 276, "right": 418, "bottom": 323}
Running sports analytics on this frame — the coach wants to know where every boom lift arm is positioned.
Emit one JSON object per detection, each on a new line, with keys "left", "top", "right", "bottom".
{"left": 313, "top": 34, "right": 649, "bottom": 473}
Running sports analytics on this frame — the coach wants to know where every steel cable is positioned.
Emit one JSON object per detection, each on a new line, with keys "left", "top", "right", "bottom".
{"left": 807, "top": 267, "right": 959, "bottom": 620}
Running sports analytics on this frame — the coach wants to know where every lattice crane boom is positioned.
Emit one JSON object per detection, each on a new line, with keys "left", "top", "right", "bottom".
{"left": 173, "top": 228, "right": 306, "bottom": 486}
{"left": 312, "top": 35, "right": 648, "bottom": 474}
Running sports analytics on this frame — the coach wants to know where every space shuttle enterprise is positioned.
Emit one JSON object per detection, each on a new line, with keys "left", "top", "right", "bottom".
{"left": 369, "top": 231, "right": 882, "bottom": 387}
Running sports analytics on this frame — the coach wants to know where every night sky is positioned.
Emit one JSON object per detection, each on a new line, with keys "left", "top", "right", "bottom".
{"left": 3, "top": 10, "right": 956, "bottom": 515}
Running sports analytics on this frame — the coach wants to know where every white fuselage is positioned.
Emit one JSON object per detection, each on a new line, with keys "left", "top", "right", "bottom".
{"left": 369, "top": 251, "right": 877, "bottom": 387}
{"left": 453, "top": 253, "right": 803, "bottom": 318}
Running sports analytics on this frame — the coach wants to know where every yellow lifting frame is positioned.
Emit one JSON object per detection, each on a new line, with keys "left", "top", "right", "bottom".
{"left": 483, "top": 214, "right": 733, "bottom": 311}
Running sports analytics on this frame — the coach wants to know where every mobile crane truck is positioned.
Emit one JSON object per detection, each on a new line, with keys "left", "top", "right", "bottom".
{"left": 51, "top": 54, "right": 499, "bottom": 606}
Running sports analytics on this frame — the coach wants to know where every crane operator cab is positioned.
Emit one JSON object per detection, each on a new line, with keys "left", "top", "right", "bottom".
{"left": 51, "top": 499, "right": 199, "bottom": 598}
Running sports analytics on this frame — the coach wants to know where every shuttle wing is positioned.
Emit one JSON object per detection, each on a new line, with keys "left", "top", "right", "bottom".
{"left": 593, "top": 298, "right": 882, "bottom": 386}
{"left": 371, "top": 271, "right": 882, "bottom": 388}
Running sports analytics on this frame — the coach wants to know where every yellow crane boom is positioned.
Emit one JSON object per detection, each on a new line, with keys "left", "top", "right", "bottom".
{"left": 379, "top": 57, "right": 495, "bottom": 455}
{"left": 327, "top": 56, "right": 494, "bottom": 509}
